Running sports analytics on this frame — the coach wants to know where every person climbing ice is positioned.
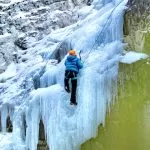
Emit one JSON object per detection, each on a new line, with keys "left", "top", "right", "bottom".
{"left": 64, "top": 50, "right": 83, "bottom": 105}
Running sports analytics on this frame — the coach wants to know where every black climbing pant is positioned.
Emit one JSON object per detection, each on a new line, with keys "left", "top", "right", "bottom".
{"left": 64, "top": 70, "right": 77, "bottom": 104}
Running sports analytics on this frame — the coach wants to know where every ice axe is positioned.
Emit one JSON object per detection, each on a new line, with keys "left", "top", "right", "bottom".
{"left": 79, "top": 50, "right": 82, "bottom": 60}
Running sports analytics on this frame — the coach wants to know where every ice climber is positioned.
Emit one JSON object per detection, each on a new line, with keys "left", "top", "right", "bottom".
{"left": 64, "top": 50, "right": 83, "bottom": 105}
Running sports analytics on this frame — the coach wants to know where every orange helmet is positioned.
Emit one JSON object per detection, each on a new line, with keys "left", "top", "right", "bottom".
{"left": 69, "top": 50, "right": 76, "bottom": 56}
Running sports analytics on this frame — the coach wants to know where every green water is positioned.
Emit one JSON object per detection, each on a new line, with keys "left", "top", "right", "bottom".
{"left": 82, "top": 59, "right": 150, "bottom": 150}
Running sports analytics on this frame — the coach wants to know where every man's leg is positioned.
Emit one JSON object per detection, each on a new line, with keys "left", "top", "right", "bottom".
{"left": 64, "top": 71, "right": 70, "bottom": 93}
{"left": 70, "top": 79, "right": 77, "bottom": 104}
{"left": 64, "top": 78, "right": 70, "bottom": 93}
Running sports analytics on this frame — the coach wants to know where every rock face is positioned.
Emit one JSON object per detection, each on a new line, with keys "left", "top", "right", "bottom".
{"left": 0, "top": 0, "right": 92, "bottom": 73}
{"left": 124, "top": 0, "right": 150, "bottom": 52}
{"left": 0, "top": 34, "right": 16, "bottom": 73}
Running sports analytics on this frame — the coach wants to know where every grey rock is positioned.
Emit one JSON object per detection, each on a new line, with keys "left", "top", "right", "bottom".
{"left": 14, "top": 37, "right": 28, "bottom": 50}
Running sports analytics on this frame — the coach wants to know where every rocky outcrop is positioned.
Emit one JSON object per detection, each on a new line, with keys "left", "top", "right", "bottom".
{"left": 124, "top": 0, "right": 150, "bottom": 52}
{"left": 0, "top": 0, "right": 93, "bottom": 73}
{"left": 14, "top": 37, "right": 28, "bottom": 50}
{"left": 0, "top": 34, "right": 16, "bottom": 73}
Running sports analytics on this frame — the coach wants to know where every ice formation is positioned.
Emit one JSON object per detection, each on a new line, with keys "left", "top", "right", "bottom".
{"left": 120, "top": 51, "right": 149, "bottom": 64}
{"left": 0, "top": 0, "right": 128, "bottom": 149}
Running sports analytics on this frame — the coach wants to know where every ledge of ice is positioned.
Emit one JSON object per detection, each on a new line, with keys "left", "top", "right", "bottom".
{"left": 120, "top": 51, "right": 149, "bottom": 64}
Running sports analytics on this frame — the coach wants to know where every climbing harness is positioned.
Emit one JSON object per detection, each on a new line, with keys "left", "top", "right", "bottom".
{"left": 72, "top": 72, "right": 78, "bottom": 80}
{"left": 65, "top": 71, "right": 78, "bottom": 80}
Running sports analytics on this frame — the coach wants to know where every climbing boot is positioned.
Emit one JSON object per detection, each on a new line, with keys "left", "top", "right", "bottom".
{"left": 65, "top": 86, "right": 70, "bottom": 93}
{"left": 73, "top": 102, "right": 77, "bottom": 105}
{"left": 70, "top": 102, "right": 77, "bottom": 105}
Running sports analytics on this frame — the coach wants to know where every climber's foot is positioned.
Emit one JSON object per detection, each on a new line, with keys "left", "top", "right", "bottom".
{"left": 65, "top": 87, "right": 70, "bottom": 93}
{"left": 70, "top": 102, "right": 77, "bottom": 105}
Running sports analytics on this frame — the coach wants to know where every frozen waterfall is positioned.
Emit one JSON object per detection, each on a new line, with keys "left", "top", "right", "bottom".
{"left": 0, "top": 0, "right": 128, "bottom": 150}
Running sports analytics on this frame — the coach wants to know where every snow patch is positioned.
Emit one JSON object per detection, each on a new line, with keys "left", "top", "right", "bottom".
{"left": 0, "top": 133, "right": 13, "bottom": 150}
{"left": 0, "top": 63, "right": 17, "bottom": 82}
{"left": 120, "top": 51, "right": 149, "bottom": 64}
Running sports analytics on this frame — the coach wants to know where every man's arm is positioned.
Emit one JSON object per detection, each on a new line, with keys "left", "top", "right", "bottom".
{"left": 77, "top": 59, "right": 83, "bottom": 69}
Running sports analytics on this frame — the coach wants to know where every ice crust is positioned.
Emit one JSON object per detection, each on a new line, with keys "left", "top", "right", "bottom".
{"left": 120, "top": 51, "right": 149, "bottom": 64}
{"left": 0, "top": 0, "right": 128, "bottom": 149}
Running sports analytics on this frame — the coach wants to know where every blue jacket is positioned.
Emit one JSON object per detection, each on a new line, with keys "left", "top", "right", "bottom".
{"left": 65, "top": 55, "right": 83, "bottom": 73}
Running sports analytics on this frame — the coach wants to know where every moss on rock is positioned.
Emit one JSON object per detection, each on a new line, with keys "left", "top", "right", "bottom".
{"left": 123, "top": 0, "right": 150, "bottom": 52}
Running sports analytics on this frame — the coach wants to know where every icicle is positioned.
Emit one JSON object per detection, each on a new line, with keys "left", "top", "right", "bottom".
{"left": 40, "top": 66, "right": 58, "bottom": 88}
{"left": 1, "top": 104, "right": 8, "bottom": 132}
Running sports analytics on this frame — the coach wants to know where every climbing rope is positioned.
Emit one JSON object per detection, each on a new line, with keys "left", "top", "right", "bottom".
{"left": 48, "top": 1, "right": 126, "bottom": 64}
{"left": 81, "top": 0, "right": 127, "bottom": 63}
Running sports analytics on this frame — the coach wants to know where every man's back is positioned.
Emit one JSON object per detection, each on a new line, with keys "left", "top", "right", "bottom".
{"left": 65, "top": 55, "right": 83, "bottom": 73}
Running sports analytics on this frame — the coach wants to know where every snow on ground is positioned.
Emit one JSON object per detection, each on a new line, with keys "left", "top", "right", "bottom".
{"left": 0, "top": 0, "right": 24, "bottom": 6}
{"left": 0, "top": 63, "right": 17, "bottom": 82}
